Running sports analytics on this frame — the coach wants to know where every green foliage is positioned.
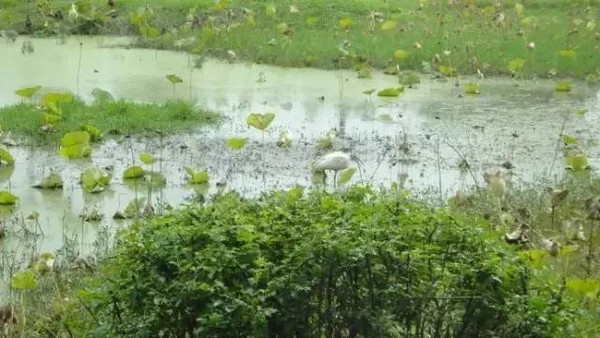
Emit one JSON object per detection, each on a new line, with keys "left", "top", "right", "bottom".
{"left": 562, "top": 135, "right": 577, "bottom": 144}
{"left": 464, "top": 82, "right": 481, "bottom": 94}
{"left": 509, "top": 58, "right": 526, "bottom": 73}
{"left": 566, "top": 278, "right": 600, "bottom": 300}
{"left": 377, "top": 87, "right": 404, "bottom": 97}
{"left": 0, "top": 148, "right": 14, "bottom": 165}
{"left": 226, "top": 137, "right": 248, "bottom": 150}
{"left": 34, "top": 172, "right": 63, "bottom": 189}
{"left": 59, "top": 131, "right": 91, "bottom": 159}
{"left": 247, "top": 113, "right": 275, "bottom": 131}
{"left": 91, "top": 88, "right": 114, "bottom": 103}
{"left": 558, "top": 49, "right": 576, "bottom": 59}
{"left": 11, "top": 270, "right": 37, "bottom": 291}
{"left": 166, "top": 74, "right": 183, "bottom": 84}
{"left": 338, "top": 17, "right": 353, "bottom": 30}
{"left": 337, "top": 167, "right": 356, "bottom": 185}
{"left": 398, "top": 72, "right": 420, "bottom": 86}
{"left": 15, "top": 85, "right": 41, "bottom": 99}
{"left": 140, "top": 152, "right": 156, "bottom": 165}
{"left": 80, "top": 188, "right": 572, "bottom": 337}
{"left": 555, "top": 81, "right": 572, "bottom": 92}
{"left": 80, "top": 167, "right": 112, "bottom": 193}
{"left": 566, "top": 156, "right": 588, "bottom": 171}
{"left": 184, "top": 167, "right": 210, "bottom": 185}
{"left": 80, "top": 124, "right": 102, "bottom": 142}
{"left": 41, "top": 92, "right": 74, "bottom": 106}
{"left": 438, "top": 65, "right": 456, "bottom": 77}
{"left": 381, "top": 20, "right": 397, "bottom": 30}
{"left": 0, "top": 191, "right": 18, "bottom": 205}
{"left": 393, "top": 49, "right": 409, "bottom": 60}
{"left": 123, "top": 166, "right": 145, "bottom": 179}
{"left": 0, "top": 99, "right": 219, "bottom": 142}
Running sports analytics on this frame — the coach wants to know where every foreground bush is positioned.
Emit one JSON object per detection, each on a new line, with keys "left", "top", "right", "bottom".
{"left": 72, "top": 187, "right": 578, "bottom": 337}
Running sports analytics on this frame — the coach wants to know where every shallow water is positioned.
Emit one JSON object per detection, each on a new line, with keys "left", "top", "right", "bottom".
{"left": 0, "top": 36, "right": 598, "bottom": 297}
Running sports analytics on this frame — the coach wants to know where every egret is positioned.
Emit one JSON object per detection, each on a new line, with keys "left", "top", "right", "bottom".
{"left": 312, "top": 149, "right": 363, "bottom": 187}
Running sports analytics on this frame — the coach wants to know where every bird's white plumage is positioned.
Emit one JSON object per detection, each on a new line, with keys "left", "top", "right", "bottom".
{"left": 313, "top": 151, "right": 352, "bottom": 171}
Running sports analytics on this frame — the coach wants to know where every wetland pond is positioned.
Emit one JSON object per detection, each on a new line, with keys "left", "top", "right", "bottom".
{"left": 0, "top": 36, "right": 598, "bottom": 297}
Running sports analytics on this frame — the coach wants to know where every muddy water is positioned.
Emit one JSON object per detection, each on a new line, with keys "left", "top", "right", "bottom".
{"left": 0, "top": 36, "right": 598, "bottom": 296}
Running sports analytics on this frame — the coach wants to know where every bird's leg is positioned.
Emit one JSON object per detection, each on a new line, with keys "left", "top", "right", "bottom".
{"left": 322, "top": 170, "right": 327, "bottom": 188}
{"left": 333, "top": 170, "right": 338, "bottom": 189}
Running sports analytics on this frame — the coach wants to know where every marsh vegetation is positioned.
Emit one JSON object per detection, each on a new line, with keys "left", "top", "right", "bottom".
{"left": 0, "top": 0, "right": 598, "bottom": 337}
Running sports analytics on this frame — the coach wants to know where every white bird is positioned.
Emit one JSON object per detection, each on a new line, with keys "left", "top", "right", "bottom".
{"left": 312, "top": 149, "right": 362, "bottom": 187}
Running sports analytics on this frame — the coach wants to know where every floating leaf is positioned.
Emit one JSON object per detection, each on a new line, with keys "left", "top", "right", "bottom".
{"left": 140, "top": 152, "right": 156, "bottom": 165}
{"left": 123, "top": 166, "right": 145, "bottom": 179}
{"left": 575, "top": 109, "right": 587, "bottom": 117}
{"left": 184, "top": 167, "right": 210, "bottom": 184}
{"left": 59, "top": 131, "right": 91, "bottom": 159}
{"left": 438, "top": 65, "right": 456, "bottom": 77}
{"left": 338, "top": 167, "right": 357, "bottom": 185}
{"left": 555, "top": 81, "right": 572, "bottom": 92}
{"left": 509, "top": 58, "right": 525, "bottom": 73}
{"left": 566, "top": 156, "right": 589, "bottom": 171}
{"left": 10, "top": 270, "right": 37, "bottom": 291}
{"left": 227, "top": 137, "right": 248, "bottom": 150}
{"left": 464, "top": 82, "right": 481, "bottom": 94}
{"left": 558, "top": 49, "right": 576, "bottom": 59}
{"left": 381, "top": 20, "right": 397, "bottom": 30}
{"left": 15, "top": 85, "right": 41, "bottom": 99}
{"left": 377, "top": 87, "right": 404, "bottom": 97}
{"left": 0, "top": 148, "right": 14, "bottom": 165}
{"left": 394, "top": 49, "right": 409, "bottom": 60}
{"left": 33, "top": 173, "right": 63, "bottom": 189}
{"left": 247, "top": 113, "right": 275, "bottom": 131}
{"left": 81, "top": 167, "right": 111, "bottom": 192}
{"left": 562, "top": 135, "right": 577, "bottom": 145}
{"left": 0, "top": 191, "right": 18, "bottom": 205}
{"left": 166, "top": 74, "right": 183, "bottom": 84}
{"left": 91, "top": 88, "right": 114, "bottom": 103}
{"left": 338, "top": 17, "right": 353, "bottom": 30}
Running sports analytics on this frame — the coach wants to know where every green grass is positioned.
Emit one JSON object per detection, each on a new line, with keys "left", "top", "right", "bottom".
{"left": 0, "top": 99, "right": 219, "bottom": 143}
{"left": 1, "top": 0, "right": 599, "bottom": 78}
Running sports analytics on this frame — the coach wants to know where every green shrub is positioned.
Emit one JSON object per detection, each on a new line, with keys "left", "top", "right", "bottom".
{"left": 85, "top": 187, "right": 576, "bottom": 337}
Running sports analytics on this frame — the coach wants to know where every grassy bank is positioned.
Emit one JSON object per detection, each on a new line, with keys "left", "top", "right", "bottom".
{"left": 8, "top": 185, "right": 600, "bottom": 337}
{"left": 1, "top": 0, "right": 599, "bottom": 78}
{"left": 0, "top": 98, "right": 219, "bottom": 143}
